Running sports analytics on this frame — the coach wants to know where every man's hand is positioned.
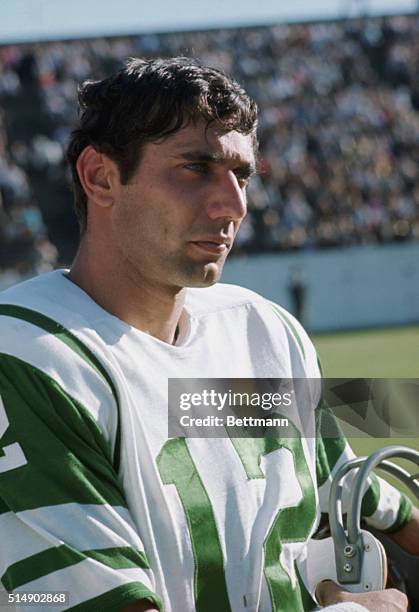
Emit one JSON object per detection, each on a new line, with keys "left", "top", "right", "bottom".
{"left": 388, "top": 505, "right": 419, "bottom": 556}
{"left": 316, "top": 580, "right": 408, "bottom": 611}
{"left": 117, "top": 506, "right": 419, "bottom": 612}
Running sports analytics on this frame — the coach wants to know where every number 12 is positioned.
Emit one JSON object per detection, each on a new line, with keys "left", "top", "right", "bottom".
{"left": 158, "top": 423, "right": 316, "bottom": 611}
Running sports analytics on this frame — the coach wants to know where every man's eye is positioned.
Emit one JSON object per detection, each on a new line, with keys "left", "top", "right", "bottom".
{"left": 234, "top": 171, "right": 251, "bottom": 186}
{"left": 185, "top": 163, "right": 209, "bottom": 173}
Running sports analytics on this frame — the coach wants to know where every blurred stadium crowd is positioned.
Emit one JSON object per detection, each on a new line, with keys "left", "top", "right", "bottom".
{"left": 1, "top": 13, "right": 419, "bottom": 280}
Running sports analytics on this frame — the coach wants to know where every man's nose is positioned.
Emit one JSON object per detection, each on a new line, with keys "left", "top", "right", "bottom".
{"left": 205, "top": 170, "right": 247, "bottom": 221}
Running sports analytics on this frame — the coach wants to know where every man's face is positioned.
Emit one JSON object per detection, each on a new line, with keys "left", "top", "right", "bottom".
{"left": 111, "top": 121, "right": 256, "bottom": 290}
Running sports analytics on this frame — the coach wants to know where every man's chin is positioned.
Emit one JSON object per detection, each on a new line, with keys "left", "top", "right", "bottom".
{"left": 184, "top": 261, "right": 224, "bottom": 288}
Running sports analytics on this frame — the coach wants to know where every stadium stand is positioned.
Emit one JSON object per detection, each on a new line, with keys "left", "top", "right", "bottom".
{"left": 1, "top": 13, "right": 419, "bottom": 281}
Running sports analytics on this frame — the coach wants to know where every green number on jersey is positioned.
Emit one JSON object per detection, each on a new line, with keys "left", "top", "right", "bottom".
{"left": 157, "top": 421, "right": 316, "bottom": 612}
{"left": 157, "top": 438, "right": 231, "bottom": 612}
{"left": 230, "top": 425, "right": 316, "bottom": 611}
{"left": 0, "top": 395, "right": 27, "bottom": 473}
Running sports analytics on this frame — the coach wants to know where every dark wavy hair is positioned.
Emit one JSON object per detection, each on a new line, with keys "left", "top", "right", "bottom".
{"left": 67, "top": 57, "right": 258, "bottom": 233}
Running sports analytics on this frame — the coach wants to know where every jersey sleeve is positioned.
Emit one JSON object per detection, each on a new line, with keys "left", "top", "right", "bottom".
{"left": 315, "top": 398, "right": 413, "bottom": 533}
{"left": 0, "top": 351, "right": 162, "bottom": 612}
{"left": 269, "top": 300, "right": 413, "bottom": 533}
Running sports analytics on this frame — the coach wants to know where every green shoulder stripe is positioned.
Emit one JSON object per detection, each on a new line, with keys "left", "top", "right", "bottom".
{"left": 2, "top": 546, "right": 149, "bottom": 591}
{"left": 270, "top": 303, "right": 306, "bottom": 360}
{"left": 0, "top": 353, "right": 126, "bottom": 512}
{"left": 0, "top": 304, "right": 121, "bottom": 472}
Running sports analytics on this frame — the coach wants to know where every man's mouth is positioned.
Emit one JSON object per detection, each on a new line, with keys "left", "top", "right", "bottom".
{"left": 189, "top": 235, "right": 232, "bottom": 255}
{"left": 190, "top": 241, "right": 229, "bottom": 254}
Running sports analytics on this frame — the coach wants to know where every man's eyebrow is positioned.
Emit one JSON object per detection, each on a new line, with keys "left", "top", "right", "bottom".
{"left": 174, "top": 149, "right": 257, "bottom": 175}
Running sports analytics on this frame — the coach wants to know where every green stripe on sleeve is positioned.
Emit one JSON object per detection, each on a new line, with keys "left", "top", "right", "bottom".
{"left": 0, "top": 305, "right": 121, "bottom": 472}
{"left": 270, "top": 302, "right": 306, "bottom": 360}
{"left": 2, "top": 545, "right": 83, "bottom": 590}
{"left": 315, "top": 401, "right": 347, "bottom": 487}
{"left": 360, "top": 473, "right": 380, "bottom": 517}
{"left": 0, "top": 353, "right": 126, "bottom": 512}
{"left": 2, "top": 546, "right": 149, "bottom": 591}
{"left": 85, "top": 547, "right": 149, "bottom": 570}
{"left": 315, "top": 399, "right": 413, "bottom": 534}
{"left": 67, "top": 583, "right": 163, "bottom": 612}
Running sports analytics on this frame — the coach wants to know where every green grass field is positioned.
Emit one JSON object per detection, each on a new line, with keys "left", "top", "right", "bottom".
{"left": 312, "top": 326, "right": 419, "bottom": 500}
{"left": 312, "top": 325, "right": 419, "bottom": 378}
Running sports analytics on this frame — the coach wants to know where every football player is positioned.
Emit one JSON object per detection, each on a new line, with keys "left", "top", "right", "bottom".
{"left": 0, "top": 57, "right": 417, "bottom": 611}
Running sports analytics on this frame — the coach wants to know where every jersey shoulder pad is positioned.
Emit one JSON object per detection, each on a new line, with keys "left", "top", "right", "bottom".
{"left": 0, "top": 270, "right": 119, "bottom": 457}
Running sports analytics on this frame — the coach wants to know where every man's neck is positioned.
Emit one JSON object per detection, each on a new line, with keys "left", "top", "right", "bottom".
{"left": 69, "top": 244, "right": 186, "bottom": 346}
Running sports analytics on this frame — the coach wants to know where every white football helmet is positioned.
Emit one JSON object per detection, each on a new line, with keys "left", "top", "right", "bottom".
{"left": 303, "top": 445, "right": 419, "bottom": 603}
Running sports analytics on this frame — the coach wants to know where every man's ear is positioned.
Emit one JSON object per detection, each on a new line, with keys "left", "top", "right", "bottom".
{"left": 76, "top": 145, "right": 119, "bottom": 209}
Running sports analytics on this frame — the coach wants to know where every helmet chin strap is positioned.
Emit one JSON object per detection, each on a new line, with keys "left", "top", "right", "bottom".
{"left": 300, "top": 445, "right": 419, "bottom": 604}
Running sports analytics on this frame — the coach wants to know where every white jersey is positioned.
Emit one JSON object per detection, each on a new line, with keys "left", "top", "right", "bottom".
{"left": 0, "top": 271, "right": 411, "bottom": 612}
